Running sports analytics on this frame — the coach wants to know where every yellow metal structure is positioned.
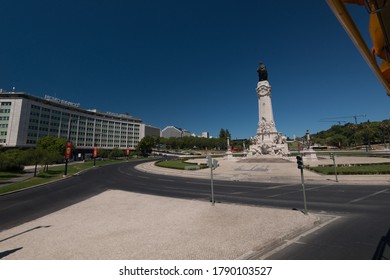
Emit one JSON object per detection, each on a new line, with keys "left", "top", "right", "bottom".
{"left": 326, "top": 0, "right": 390, "bottom": 96}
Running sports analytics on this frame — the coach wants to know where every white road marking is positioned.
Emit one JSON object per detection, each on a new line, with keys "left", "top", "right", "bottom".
{"left": 349, "top": 189, "right": 389, "bottom": 203}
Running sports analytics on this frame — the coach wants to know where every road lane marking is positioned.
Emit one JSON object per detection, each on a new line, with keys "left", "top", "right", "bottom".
{"left": 265, "top": 184, "right": 296, "bottom": 190}
{"left": 157, "top": 178, "right": 174, "bottom": 182}
{"left": 185, "top": 181, "right": 209, "bottom": 185}
{"left": 349, "top": 189, "right": 389, "bottom": 203}
{"left": 266, "top": 185, "right": 329, "bottom": 198}
{"left": 267, "top": 191, "right": 298, "bottom": 198}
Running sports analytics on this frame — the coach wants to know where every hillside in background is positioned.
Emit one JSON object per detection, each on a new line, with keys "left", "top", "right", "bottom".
{"left": 308, "top": 120, "right": 390, "bottom": 149}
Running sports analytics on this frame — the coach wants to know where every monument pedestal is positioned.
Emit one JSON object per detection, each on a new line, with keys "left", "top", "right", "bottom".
{"left": 302, "top": 148, "right": 318, "bottom": 161}
{"left": 225, "top": 150, "right": 234, "bottom": 159}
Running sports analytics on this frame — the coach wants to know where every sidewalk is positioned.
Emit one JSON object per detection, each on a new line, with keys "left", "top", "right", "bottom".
{"left": 0, "top": 162, "right": 83, "bottom": 189}
{"left": 0, "top": 190, "right": 321, "bottom": 260}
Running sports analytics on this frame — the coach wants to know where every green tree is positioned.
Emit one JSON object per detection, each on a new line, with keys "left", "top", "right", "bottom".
{"left": 36, "top": 136, "right": 68, "bottom": 171}
{"left": 219, "top": 128, "right": 231, "bottom": 139}
{"left": 36, "top": 136, "right": 67, "bottom": 154}
{"left": 24, "top": 148, "right": 46, "bottom": 176}
{"left": 136, "top": 136, "right": 156, "bottom": 156}
{"left": 99, "top": 149, "right": 110, "bottom": 159}
{"left": 0, "top": 149, "right": 27, "bottom": 172}
{"left": 109, "top": 148, "right": 124, "bottom": 159}
{"left": 380, "top": 120, "right": 390, "bottom": 148}
{"left": 356, "top": 122, "right": 375, "bottom": 151}
{"left": 219, "top": 128, "right": 226, "bottom": 139}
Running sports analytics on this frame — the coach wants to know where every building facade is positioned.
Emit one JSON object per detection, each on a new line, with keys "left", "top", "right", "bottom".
{"left": 145, "top": 125, "right": 161, "bottom": 138}
{"left": 161, "top": 126, "right": 191, "bottom": 138}
{"left": 0, "top": 92, "right": 151, "bottom": 150}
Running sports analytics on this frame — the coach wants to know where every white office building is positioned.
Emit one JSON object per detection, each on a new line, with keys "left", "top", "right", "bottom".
{"left": 0, "top": 91, "right": 150, "bottom": 150}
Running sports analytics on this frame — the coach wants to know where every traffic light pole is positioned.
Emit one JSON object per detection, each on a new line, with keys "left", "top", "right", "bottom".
{"left": 296, "top": 155, "right": 308, "bottom": 215}
{"left": 300, "top": 168, "right": 308, "bottom": 215}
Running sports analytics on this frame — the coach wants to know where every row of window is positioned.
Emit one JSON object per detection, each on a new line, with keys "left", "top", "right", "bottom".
{"left": 29, "top": 116, "right": 140, "bottom": 130}
{"left": 0, "top": 109, "right": 10, "bottom": 113}
{"left": 30, "top": 104, "right": 139, "bottom": 125}
{"left": 1, "top": 102, "right": 11, "bottom": 106}
{"left": 23, "top": 103, "right": 143, "bottom": 147}
{"left": 26, "top": 138, "right": 138, "bottom": 147}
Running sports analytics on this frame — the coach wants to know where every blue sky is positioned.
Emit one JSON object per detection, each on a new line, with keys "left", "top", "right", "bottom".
{"left": 1, "top": 0, "right": 390, "bottom": 139}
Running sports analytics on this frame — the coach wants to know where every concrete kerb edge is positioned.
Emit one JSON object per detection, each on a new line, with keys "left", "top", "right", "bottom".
{"left": 0, "top": 164, "right": 102, "bottom": 197}
{"left": 237, "top": 214, "right": 340, "bottom": 260}
{"left": 0, "top": 160, "right": 140, "bottom": 197}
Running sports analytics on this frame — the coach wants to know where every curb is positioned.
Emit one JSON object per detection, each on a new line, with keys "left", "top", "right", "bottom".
{"left": 237, "top": 214, "right": 340, "bottom": 260}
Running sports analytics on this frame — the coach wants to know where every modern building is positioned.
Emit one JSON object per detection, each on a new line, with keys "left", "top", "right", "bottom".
{"left": 0, "top": 91, "right": 158, "bottom": 150}
{"left": 144, "top": 125, "right": 161, "bottom": 138}
{"left": 161, "top": 126, "right": 191, "bottom": 138}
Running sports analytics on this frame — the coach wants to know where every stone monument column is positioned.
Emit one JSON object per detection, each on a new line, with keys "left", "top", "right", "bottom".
{"left": 256, "top": 80, "right": 278, "bottom": 140}
{"left": 249, "top": 62, "right": 289, "bottom": 157}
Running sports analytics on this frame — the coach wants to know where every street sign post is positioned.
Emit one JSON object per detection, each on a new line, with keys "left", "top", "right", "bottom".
{"left": 207, "top": 155, "right": 219, "bottom": 206}
{"left": 330, "top": 153, "right": 339, "bottom": 182}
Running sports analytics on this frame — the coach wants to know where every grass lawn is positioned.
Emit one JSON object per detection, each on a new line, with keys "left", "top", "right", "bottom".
{"left": 156, "top": 158, "right": 207, "bottom": 170}
{"left": 0, "top": 171, "right": 23, "bottom": 182}
{"left": 307, "top": 163, "right": 390, "bottom": 175}
{"left": 0, "top": 159, "right": 138, "bottom": 195}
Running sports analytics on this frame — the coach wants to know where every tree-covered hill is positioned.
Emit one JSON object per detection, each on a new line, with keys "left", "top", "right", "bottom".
{"left": 308, "top": 120, "right": 390, "bottom": 149}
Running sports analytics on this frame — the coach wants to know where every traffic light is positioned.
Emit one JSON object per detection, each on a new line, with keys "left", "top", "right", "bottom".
{"left": 206, "top": 155, "right": 219, "bottom": 170}
{"left": 296, "top": 155, "right": 304, "bottom": 170}
{"left": 329, "top": 153, "right": 334, "bottom": 160}
{"left": 212, "top": 159, "right": 219, "bottom": 170}
{"left": 206, "top": 155, "right": 212, "bottom": 167}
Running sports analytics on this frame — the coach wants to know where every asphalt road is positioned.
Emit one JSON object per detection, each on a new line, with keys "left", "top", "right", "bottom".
{"left": 1, "top": 160, "right": 389, "bottom": 259}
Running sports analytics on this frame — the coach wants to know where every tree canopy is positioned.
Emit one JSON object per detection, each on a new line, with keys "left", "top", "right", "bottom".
{"left": 308, "top": 120, "right": 390, "bottom": 148}
{"left": 219, "top": 128, "right": 231, "bottom": 139}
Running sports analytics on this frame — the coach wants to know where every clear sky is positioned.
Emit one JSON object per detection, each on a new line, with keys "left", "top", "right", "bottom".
{"left": 1, "top": 0, "right": 389, "bottom": 139}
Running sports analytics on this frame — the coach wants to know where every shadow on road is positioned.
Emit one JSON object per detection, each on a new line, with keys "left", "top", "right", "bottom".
{"left": 372, "top": 227, "right": 390, "bottom": 260}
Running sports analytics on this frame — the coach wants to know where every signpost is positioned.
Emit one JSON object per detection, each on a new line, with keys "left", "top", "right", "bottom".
{"left": 330, "top": 153, "right": 339, "bottom": 182}
{"left": 206, "top": 154, "right": 219, "bottom": 206}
